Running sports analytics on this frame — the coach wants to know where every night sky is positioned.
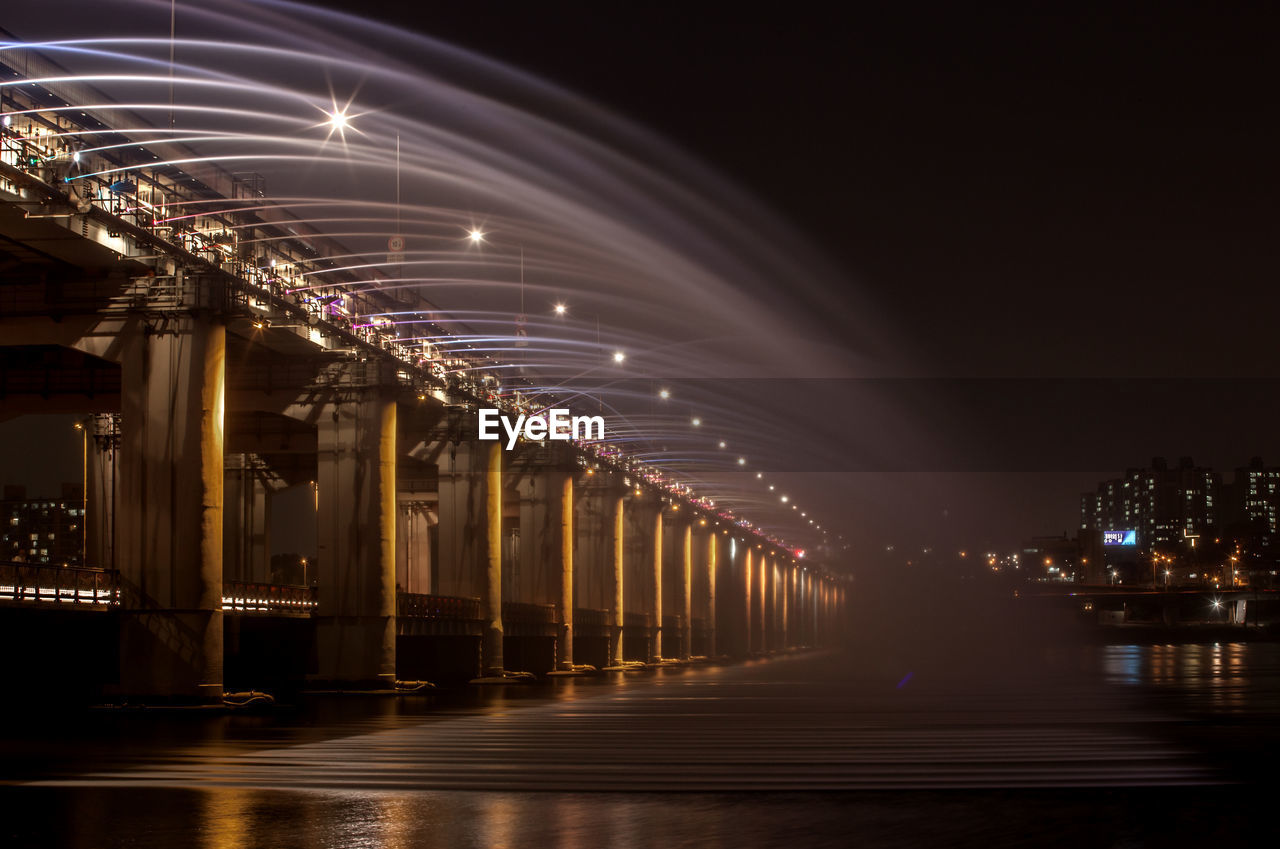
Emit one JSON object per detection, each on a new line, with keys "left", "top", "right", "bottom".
{"left": 3, "top": 1, "right": 1278, "bottom": 557}
{"left": 321, "top": 1, "right": 1278, "bottom": 377}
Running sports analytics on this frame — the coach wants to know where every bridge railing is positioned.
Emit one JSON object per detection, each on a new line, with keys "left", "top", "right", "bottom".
{"left": 573, "top": 607, "right": 611, "bottom": 628}
{"left": 398, "top": 592, "right": 481, "bottom": 621}
{"left": 502, "top": 601, "right": 559, "bottom": 625}
{"left": 624, "top": 611, "right": 654, "bottom": 630}
{"left": 0, "top": 562, "right": 119, "bottom": 607}
{"left": 221, "top": 581, "right": 317, "bottom": 615}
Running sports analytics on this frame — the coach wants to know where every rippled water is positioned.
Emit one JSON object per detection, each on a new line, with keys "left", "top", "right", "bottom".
{"left": 3, "top": 637, "right": 1279, "bottom": 847}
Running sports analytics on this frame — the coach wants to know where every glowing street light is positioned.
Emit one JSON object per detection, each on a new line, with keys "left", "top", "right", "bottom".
{"left": 468, "top": 228, "right": 485, "bottom": 244}
{"left": 658, "top": 388, "right": 670, "bottom": 400}
{"left": 780, "top": 495, "right": 789, "bottom": 503}
{"left": 326, "top": 109, "right": 350, "bottom": 132}
{"left": 553, "top": 302, "right": 567, "bottom": 316}
{"left": 691, "top": 417, "right": 701, "bottom": 427}
{"left": 612, "top": 351, "right": 626, "bottom": 364}
{"left": 737, "top": 457, "right": 746, "bottom": 465}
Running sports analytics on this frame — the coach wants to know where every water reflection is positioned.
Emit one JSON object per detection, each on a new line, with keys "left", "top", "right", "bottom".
{"left": 7, "top": 644, "right": 1280, "bottom": 847}
{"left": 1099, "top": 642, "right": 1280, "bottom": 715}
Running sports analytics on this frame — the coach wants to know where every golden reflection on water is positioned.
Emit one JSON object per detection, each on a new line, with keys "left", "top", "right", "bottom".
{"left": 1101, "top": 642, "right": 1266, "bottom": 713}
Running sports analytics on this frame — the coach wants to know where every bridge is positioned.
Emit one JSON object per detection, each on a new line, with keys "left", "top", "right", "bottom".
{"left": 0, "top": 44, "right": 847, "bottom": 702}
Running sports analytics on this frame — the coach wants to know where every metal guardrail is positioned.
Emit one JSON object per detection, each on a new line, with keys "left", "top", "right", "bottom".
{"left": 0, "top": 561, "right": 119, "bottom": 607}
{"left": 503, "top": 601, "right": 559, "bottom": 625}
{"left": 221, "top": 581, "right": 316, "bottom": 615}
{"left": 398, "top": 592, "right": 481, "bottom": 621}
{"left": 573, "top": 607, "right": 611, "bottom": 627}
{"left": 624, "top": 611, "right": 654, "bottom": 629}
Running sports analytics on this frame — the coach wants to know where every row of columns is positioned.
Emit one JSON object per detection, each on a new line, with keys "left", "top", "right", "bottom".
{"left": 78, "top": 315, "right": 845, "bottom": 700}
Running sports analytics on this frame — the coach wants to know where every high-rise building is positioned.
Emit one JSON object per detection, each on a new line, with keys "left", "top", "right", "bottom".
{"left": 1, "top": 483, "right": 85, "bottom": 566}
{"left": 1223, "top": 457, "right": 1280, "bottom": 563}
{"left": 1079, "top": 457, "right": 1220, "bottom": 552}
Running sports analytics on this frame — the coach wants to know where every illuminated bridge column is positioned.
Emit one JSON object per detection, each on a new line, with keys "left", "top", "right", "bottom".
{"left": 114, "top": 317, "right": 225, "bottom": 703}
{"left": 743, "top": 545, "right": 754, "bottom": 655}
{"left": 515, "top": 465, "right": 575, "bottom": 671}
{"left": 677, "top": 518, "right": 693, "bottom": 660}
{"left": 650, "top": 503, "right": 665, "bottom": 662}
{"left": 781, "top": 561, "right": 792, "bottom": 649}
{"left": 800, "top": 571, "right": 809, "bottom": 644}
{"left": 85, "top": 413, "right": 120, "bottom": 571}
{"left": 436, "top": 439, "right": 505, "bottom": 676}
{"left": 703, "top": 526, "right": 717, "bottom": 657}
{"left": 660, "top": 510, "right": 690, "bottom": 661}
{"left": 223, "top": 453, "right": 272, "bottom": 583}
{"left": 621, "top": 489, "right": 657, "bottom": 663}
{"left": 610, "top": 493, "right": 625, "bottom": 665}
{"left": 762, "top": 558, "right": 773, "bottom": 650}
{"left": 572, "top": 471, "right": 625, "bottom": 668}
{"left": 758, "top": 552, "right": 770, "bottom": 653}
{"left": 312, "top": 383, "right": 397, "bottom": 688}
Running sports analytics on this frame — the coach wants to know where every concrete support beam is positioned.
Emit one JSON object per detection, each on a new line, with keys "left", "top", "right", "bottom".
{"left": 704, "top": 529, "right": 717, "bottom": 657}
{"left": 484, "top": 441, "right": 503, "bottom": 675}
{"left": 650, "top": 506, "right": 664, "bottom": 662}
{"left": 752, "top": 555, "right": 762, "bottom": 653}
{"left": 115, "top": 317, "right": 224, "bottom": 703}
{"left": 572, "top": 473, "right": 624, "bottom": 666}
{"left": 396, "top": 498, "right": 434, "bottom": 594}
{"left": 557, "top": 474, "right": 574, "bottom": 670}
{"left": 312, "top": 387, "right": 397, "bottom": 688}
{"left": 679, "top": 522, "right": 693, "bottom": 660}
{"left": 223, "top": 454, "right": 272, "bottom": 583}
{"left": 435, "top": 439, "right": 504, "bottom": 675}
{"left": 610, "top": 494, "right": 625, "bottom": 665}
{"left": 780, "top": 563, "right": 791, "bottom": 649}
{"left": 512, "top": 465, "right": 574, "bottom": 668}
{"left": 85, "top": 413, "right": 119, "bottom": 570}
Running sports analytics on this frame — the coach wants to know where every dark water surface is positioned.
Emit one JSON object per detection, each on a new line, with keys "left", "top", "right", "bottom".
{"left": 2, "top": 634, "right": 1279, "bottom": 848}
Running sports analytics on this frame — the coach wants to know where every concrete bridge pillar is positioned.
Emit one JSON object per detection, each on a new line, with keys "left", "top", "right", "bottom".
{"left": 674, "top": 517, "right": 693, "bottom": 660}
{"left": 395, "top": 498, "right": 434, "bottom": 595}
{"left": 622, "top": 491, "right": 661, "bottom": 663}
{"left": 223, "top": 454, "right": 272, "bottom": 584}
{"left": 609, "top": 493, "right": 625, "bottom": 665}
{"left": 436, "top": 439, "right": 504, "bottom": 676}
{"left": 703, "top": 526, "right": 717, "bottom": 658}
{"left": 752, "top": 555, "right": 762, "bottom": 653}
{"left": 114, "top": 316, "right": 225, "bottom": 703}
{"left": 778, "top": 560, "right": 788, "bottom": 647}
{"left": 649, "top": 503, "right": 665, "bottom": 662}
{"left": 801, "top": 570, "right": 812, "bottom": 646}
{"left": 514, "top": 466, "right": 575, "bottom": 670}
{"left": 312, "top": 384, "right": 397, "bottom": 688}
{"left": 85, "top": 413, "right": 119, "bottom": 571}
{"left": 572, "top": 472, "right": 625, "bottom": 667}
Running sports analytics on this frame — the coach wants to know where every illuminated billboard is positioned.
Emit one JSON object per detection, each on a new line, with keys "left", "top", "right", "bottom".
{"left": 1103, "top": 530, "right": 1137, "bottom": 546}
